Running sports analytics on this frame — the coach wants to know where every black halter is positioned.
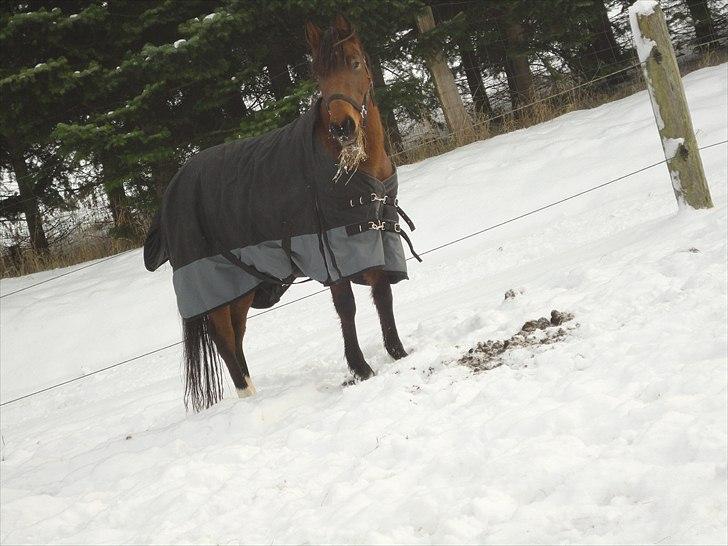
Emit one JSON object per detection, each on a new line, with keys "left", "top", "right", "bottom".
{"left": 323, "top": 52, "right": 374, "bottom": 127}
{"left": 324, "top": 84, "right": 373, "bottom": 124}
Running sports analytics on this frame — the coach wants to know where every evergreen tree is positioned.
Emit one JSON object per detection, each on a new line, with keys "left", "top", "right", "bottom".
{"left": 0, "top": 1, "right": 98, "bottom": 251}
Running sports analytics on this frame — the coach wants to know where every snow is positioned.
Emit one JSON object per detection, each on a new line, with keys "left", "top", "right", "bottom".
{"left": 33, "top": 63, "right": 45, "bottom": 69}
{"left": 631, "top": 0, "right": 657, "bottom": 17}
{"left": 1, "top": 65, "right": 727, "bottom": 544}
{"left": 204, "top": 12, "right": 217, "bottom": 21}
{"left": 173, "top": 39, "right": 186, "bottom": 49}
{"left": 629, "top": 1, "right": 658, "bottom": 63}
{"left": 663, "top": 137, "right": 685, "bottom": 160}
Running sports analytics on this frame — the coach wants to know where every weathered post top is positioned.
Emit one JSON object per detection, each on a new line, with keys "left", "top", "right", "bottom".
{"left": 628, "top": 0, "right": 713, "bottom": 210}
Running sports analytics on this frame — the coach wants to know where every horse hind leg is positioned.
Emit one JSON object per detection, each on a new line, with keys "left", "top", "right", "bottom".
{"left": 229, "top": 293, "right": 256, "bottom": 397}
{"left": 207, "top": 293, "right": 256, "bottom": 399}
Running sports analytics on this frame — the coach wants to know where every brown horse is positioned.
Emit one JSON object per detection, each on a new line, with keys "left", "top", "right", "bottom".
{"left": 183, "top": 16, "right": 409, "bottom": 408}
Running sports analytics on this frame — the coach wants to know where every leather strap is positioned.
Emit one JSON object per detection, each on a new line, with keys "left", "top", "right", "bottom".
{"left": 347, "top": 192, "right": 416, "bottom": 232}
{"left": 345, "top": 220, "right": 422, "bottom": 262}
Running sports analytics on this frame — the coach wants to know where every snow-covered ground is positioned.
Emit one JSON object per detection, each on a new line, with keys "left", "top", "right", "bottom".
{"left": 1, "top": 65, "right": 726, "bottom": 545}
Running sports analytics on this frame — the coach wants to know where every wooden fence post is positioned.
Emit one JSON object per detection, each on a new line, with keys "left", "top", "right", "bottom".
{"left": 414, "top": 6, "right": 473, "bottom": 141}
{"left": 629, "top": 0, "right": 713, "bottom": 209}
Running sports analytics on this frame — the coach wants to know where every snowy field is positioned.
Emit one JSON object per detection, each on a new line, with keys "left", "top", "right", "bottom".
{"left": 1, "top": 64, "right": 726, "bottom": 545}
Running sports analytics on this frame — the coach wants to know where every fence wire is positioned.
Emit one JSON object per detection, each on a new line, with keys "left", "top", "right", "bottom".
{"left": 1, "top": 38, "right": 725, "bottom": 292}
{"left": 1, "top": 138, "right": 726, "bottom": 408}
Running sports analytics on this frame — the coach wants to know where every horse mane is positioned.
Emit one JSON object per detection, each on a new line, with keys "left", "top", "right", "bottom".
{"left": 311, "top": 26, "right": 357, "bottom": 77}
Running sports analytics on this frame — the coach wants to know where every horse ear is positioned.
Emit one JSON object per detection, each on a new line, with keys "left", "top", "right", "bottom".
{"left": 305, "top": 21, "right": 322, "bottom": 52}
{"left": 333, "top": 14, "right": 353, "bottom": 35}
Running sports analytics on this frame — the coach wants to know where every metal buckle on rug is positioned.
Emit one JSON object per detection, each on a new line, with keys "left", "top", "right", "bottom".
{"left": 349, "top": 195, "right": 369, "bottom": 207}
{"left": 368, "top": 221, "right": 400, "bottom": 232}
{"left": 371, "top": 193, "right": 386, "bottom": 203}
{"left": 380, "top": 195, "right": 398, "bottom": 206}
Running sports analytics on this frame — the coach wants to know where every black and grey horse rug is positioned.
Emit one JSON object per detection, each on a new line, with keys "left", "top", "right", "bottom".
{"left": 144, "top": 98, "right": 418, "bottom": 319}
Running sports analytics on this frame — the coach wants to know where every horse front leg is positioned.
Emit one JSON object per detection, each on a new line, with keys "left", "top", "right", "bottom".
{"left": 366, "top": 271, "right": 408, "bottom": 360}
{"left": 330, "top": 280, "right": 375, "bottom": 380}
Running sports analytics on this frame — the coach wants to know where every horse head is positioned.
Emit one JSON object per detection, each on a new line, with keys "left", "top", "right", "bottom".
{"left": 306, "top": 15, "right": 373, "bottom": 150}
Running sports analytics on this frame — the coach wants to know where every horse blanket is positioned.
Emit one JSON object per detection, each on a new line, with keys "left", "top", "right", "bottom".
{"left": 144, "top": 99, "right": 413, "bottom": 319}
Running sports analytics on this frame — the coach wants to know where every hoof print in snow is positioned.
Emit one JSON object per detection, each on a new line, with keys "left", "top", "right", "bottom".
{"left": 459, "top": 310, "right": 576, "bottom": 372}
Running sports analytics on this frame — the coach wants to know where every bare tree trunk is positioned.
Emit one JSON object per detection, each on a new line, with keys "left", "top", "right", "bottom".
{"left": 579, "top": 0, "right": 628, "bottom": 87}
{"left": 432, "top": 1, "right": 492, "bottom": 117}
{"left": 589, "top": 0, "right": 625, "bottom": 66}
{"left": 369, "top": 54, "right": 404, "bottom": 154}
{"left": 152, "top": 159, "right": 177, "bottom": 203}
{"left": 685, "top": 0, "right": 715, "bottom": 46}
{"left": 460, "top": 45, "right": 492, "bottom": 117}
{"left": 267, "top": 46, "right": 298, "bottom": 123}
{"left": 225, "top": 84, "right": 248, "bottom": 125}
{"left": 503, "top": 20, "right": 535, "bottom": 110}
{"left": 10, "top": 152, "right": 48, "bottom": 253}
{"left": 267, "top": 51, "right": 293, "bottom": 101}
{"left": 414, "top": 6, "right": 473, "bottom": 139}
{"left": 106, "top": 184, "right": 129, "bottom": 228}
{"left": 101, "top": 158, "right": 136, "bottom": 238}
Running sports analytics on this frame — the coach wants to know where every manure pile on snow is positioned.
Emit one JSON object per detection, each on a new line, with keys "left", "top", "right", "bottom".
{"left": 459, "top": 310, "right": 577, "bottom": 372}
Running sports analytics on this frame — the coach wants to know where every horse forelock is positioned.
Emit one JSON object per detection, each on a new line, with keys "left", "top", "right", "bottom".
{"left": 312, "top": 26, "right": 358, "bottom": 77}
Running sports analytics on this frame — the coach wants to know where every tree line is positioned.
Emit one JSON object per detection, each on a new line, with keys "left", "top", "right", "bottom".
{"left": 1, "top": 0, "right": 724, "bottom": 254}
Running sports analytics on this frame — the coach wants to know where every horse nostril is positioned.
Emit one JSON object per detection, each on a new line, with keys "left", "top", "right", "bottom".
{"left": 329, "top": 123, "right": 344, "bottom": 138}
{"left": 342, "top": 116, "right": 355, "bottom": 137}
{"left": 329, "top": 117, "right": 356, "bottom": 141}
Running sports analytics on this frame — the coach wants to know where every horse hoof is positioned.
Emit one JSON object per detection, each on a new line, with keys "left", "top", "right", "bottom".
{"left": 342, "top": 367, "right": 375, "bottom": 386}
{"left": 358, "top": 367, "right": 376, "bottom": 380}
{"left": 236, "top": 376, "right": 256, "bottom": 398}
{"left": 388, "top": 346, "right": 408, "bottom": 360}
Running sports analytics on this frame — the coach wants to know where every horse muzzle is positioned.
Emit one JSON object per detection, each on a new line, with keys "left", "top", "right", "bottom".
{"left": 329, "top": 116, "right": 357, "bottom": 146}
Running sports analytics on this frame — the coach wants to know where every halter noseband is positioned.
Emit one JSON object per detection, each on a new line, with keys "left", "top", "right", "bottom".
{"left": 324, "top": 84, "right": 373, "bottom": 124}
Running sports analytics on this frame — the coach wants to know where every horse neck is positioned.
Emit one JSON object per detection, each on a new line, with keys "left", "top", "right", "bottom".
{"left": 360, "top": 101, "right": 393, "bottom": 180}
{"left": 316, "top": 99, "right": 393, "bottom": 181}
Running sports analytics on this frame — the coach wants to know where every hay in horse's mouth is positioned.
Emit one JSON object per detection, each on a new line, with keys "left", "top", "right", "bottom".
{"left": 334, "top": 129, "right": 367, "bottom": 183}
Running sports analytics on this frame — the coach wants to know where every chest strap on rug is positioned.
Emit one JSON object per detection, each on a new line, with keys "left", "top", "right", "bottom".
{"left": 221, "top": 250, "right": 285, "bottom": 284}
{"left": 346, "top": 220, "right": 422, "bottom": 262}
{"left": 348, "top": 193, "right": 416, "bottom": 232}
{"left": 222, "top": 250, "right": 314, "bottom": 287}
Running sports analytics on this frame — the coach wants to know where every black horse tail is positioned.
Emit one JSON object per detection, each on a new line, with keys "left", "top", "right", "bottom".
{"left": 182, "top": 314, "right": 224, "bottom": 412}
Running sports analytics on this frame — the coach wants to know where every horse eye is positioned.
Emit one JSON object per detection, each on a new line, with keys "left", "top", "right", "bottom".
{"left": 351, "top": 59, "right": 361, "bottom": 70}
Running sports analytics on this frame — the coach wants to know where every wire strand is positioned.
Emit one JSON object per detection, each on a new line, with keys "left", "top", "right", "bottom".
{"left": 0, "top": 248, "right": 137, "bottom": 299}
{"left": 2, "top": 138, "right": 725, "bottom": 407}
